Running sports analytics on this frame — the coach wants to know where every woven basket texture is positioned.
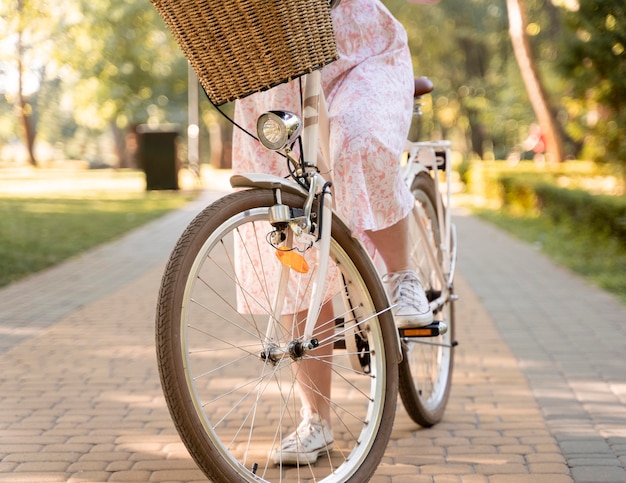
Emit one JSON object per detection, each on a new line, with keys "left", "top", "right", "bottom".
{"left": 151, "top": 0, "right": 338, "bottom": 105}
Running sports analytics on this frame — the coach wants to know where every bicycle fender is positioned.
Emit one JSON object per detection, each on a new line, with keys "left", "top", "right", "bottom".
{"left": 230, "top": 173, "right": 309, "bottom": 197}
{"left": 400, "top": 157, "right": 429, "bottom": 187}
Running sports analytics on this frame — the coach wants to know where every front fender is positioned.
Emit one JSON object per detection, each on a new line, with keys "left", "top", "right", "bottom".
{"left": 230, "top": 173, "right": 309, "bottom": 198}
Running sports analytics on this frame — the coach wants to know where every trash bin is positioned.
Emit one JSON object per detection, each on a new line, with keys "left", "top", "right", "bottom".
{"left": 136, "top": 124, "right": 180, "bottom": 190}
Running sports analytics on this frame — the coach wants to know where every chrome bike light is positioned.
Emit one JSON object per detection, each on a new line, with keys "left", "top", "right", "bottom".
{"left": 256, "top": 111, "right": 302, "bottom": 151}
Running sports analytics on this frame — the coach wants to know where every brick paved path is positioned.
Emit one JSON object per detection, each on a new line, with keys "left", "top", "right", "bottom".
{"left": 1, "top": 188, "right": 625, "bottom": 482}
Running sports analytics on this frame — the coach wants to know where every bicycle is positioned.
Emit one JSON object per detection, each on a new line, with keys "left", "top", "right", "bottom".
{"left": 151, "top": 0, "right": 457, "bottom": 481}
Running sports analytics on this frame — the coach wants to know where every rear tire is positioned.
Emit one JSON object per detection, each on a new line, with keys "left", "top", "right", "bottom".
{"left": 399, "top": 172, "right": 455, "bottom": 427}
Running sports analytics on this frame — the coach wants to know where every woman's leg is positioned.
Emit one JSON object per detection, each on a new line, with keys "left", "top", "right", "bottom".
{"left": 367, "top": 215, "right": 434, "bottom": 328}
{"left": 283, "top": 302, "right": 335, "bottom": 425}
{"left": 365, "top": 215, "right": 411, "bottom": 273}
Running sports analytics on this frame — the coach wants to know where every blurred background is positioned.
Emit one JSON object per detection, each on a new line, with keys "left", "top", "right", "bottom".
{"left": 1, "top": 0, "right": 625, "bottom": 300}
{"left": 0, "top": 0, "right": 624, "bottom": 177}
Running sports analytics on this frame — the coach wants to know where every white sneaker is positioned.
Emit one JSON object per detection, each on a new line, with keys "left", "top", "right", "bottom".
{"left": 272, "top": 413, "right": 334, "bottom": 465}
{"left": 383, "top": 270, "right": 433, "bottom": 328}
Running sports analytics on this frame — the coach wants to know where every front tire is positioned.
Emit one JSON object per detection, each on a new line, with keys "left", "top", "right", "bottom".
{"left": 156, "top": 188, "right": 399, "bottom": 482}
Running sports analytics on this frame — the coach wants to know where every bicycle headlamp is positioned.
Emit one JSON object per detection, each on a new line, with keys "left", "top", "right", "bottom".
{"left": 256, "top": 111, "right": 302, "bottom": 151}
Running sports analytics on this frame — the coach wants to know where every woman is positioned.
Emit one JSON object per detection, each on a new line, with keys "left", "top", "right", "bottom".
{"left": 232, "top": 0, "right": 439, "bottom": 465}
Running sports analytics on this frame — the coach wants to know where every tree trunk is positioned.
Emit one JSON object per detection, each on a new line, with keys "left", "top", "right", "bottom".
{"left": 16, "top": 18, "right": 37, "bottom": 167}
{"left": 209, "top": 120, "right": 232, "bottom": 169}
{"left": 111, "top": 122, "right": 128, "bottom": 168}
{"left": 506, "top": 0, "right": 564, "bottom": 163}
{"left": 467, "top": 108, "right": 485, "bottom": 159}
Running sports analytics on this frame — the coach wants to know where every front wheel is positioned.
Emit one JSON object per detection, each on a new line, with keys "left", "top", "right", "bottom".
{"left": 156, "top": 188, "right": 399, "bottom": 482}
{"left": 399, "top": 172, "right": 455, "bottom": 427}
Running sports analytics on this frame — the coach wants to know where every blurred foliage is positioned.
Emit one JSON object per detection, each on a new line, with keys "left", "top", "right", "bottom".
{"left": 57, "top": 0, "right": 189, "bottom": 131}
{"left": 468, "top": 161, "right": 626, "bottom": 243}
{"left": 1, "top": 0, "right": 188, "bottom": 166}
{"left": 555, "top": 0, "right": 626, "bottom": 178}
{"left": 465, "top": 159, "right": 623, "bottom": 204}
{"left": 0, "top": 0, "right": 624, "bottom": 178}
{"left": 389, "top": 0, "right": 517, "bottom": 159}
{"left": 495, "top": 173, "right": 626, "bottom": 248}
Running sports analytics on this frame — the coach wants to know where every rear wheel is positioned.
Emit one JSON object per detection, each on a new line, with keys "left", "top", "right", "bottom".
{"left": 156, "top": 188, "right": 399, "bottom": 482}
{"left": 399, "top": 172, "right": 455, "bottom": 427}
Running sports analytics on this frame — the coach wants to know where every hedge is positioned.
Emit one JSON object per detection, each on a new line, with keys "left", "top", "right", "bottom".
{"left": 498, "top": 175, "right": 626, "bottom": 246}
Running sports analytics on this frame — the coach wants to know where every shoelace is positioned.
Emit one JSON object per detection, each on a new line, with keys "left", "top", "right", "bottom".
{"left": 281, "top": 415, "right": 325, "bottom": 450}
{"left": 384, "top": 271, "right": 428, "bottom": 312}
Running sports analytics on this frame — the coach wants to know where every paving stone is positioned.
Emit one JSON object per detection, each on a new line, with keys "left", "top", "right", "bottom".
{"left": 570, "top": 466, "right": 626, "bottom": 482}
{"left": 107, "top": 470, "right": 152, "bottom": 481}
{"left": 455, "top": 213, "right": 626, "bottom": 482}
{"left": 372, "top": 476, "right": 432, "bottom": 483}
{"left": 67, "top": 472, "right": 111, "bottom": 482}
{"left": 560, "top": 439, "right": 614, "bottom": 455}
{"left": 147, "top": 469, "right": 207, "bottom": 481}
{"left": 524, "top": 453, "right": 566, "bottom": 464}
{"left": 0, "top": 191, "right": 624, "bottom": 481}
{"left": 489, "top": 476, "right": 573, "bottom": 483}
{"left": 460, "top": 477, "right": 489, "bottom": 483}
{"left": 568, "top": 457, "right": 623, "bottom": 467}
{"left": 375, "top": 462, "right": 423, "bottom": 476}
{"left": 527, "top": 463, "right": 570, "bottom": 474}
{"left": 0, "top": 473, "right": 69, "bottom": 482}
{"left": 14, "top": 461, "right": 70, "bottom": 472}
{"left": 105, "top": 460, "right": 135, "bottom": 471}
{"left": 474, "top": 464, "right": 528, "bottom": 475}
{"left": 67, "top": 461, "right": 108, "bottom": 472}
{"left": 3, "top": 452, "right": 80, "bottom": 463}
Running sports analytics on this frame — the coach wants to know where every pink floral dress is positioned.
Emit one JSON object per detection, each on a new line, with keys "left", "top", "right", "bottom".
{"left": 232, "top": 0, "right": 415, "bottom": 314}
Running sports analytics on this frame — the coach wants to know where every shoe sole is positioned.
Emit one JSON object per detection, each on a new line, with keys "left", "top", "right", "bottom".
{"left": 395, "top": 313, "right": 434, "bottom": 329}
{"left": 273, "top": 442, "right": 334, "bottom": 465}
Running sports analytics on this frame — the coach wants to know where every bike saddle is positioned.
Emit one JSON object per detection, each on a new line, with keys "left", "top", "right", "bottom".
{"left": 414, "top": 77, "right": 434, "bottom": 97}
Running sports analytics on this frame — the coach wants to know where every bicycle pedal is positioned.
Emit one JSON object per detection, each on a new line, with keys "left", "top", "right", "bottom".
{"left": 399, "top": 321, "right": 447, "bottom": 338}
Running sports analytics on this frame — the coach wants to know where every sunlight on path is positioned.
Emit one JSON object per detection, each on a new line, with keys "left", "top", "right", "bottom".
{"left": 0, "top": 166, "right": 233, "bottom": 198}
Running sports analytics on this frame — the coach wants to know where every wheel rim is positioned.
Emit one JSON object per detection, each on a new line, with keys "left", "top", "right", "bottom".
{"left": 404, "top": 187, "right": 453, "bottom": 420}
{"left": 402, "top": 302, "right": 453, "bottom": 412}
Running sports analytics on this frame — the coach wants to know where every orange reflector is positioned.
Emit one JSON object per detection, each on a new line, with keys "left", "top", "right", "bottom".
{"left": 402, "top": 328, "right": 432, "bottom": 337}
{"left": 276, "top": 247, "right": 309, "bottom": 273}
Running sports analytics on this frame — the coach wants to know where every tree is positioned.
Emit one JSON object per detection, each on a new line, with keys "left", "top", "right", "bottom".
{"left": 557, "top": 0, "right": 626, "bottom": 178}
{"left": 0, "top": 0, "right": 61, "bottom": 166}
{"left": 0, "top": 0, "right": 193, "bottom": 168}
{"left": 506, "top": 0, "right": 565, "bottom": 163}
{"left": 57, "top": 0, "right": 188, "bottom": 167}
{"left": 392, "top": 0, "right": 521, "bottom": 159}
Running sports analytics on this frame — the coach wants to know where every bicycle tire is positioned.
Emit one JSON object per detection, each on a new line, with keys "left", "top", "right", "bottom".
{"left": 156, "top": 188, "right": 399, "bottom": 482}
{"left": 398, "top": 172, "right": 455, "bottom": 427}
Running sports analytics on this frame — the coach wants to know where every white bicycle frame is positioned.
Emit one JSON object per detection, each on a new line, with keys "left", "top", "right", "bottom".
{"left": 231, "top": 68, "right": 457, "bottom": 356}
{"left": 231, "top": 70, "right": 335, "bottom": 349}
{"left": 402, "top": 140, "right": 457, "bottom": 306}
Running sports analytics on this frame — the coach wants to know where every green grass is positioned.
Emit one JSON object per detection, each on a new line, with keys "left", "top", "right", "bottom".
{"left": 474, "top": 207, "right": 626, "bottom": 305}
{"left": 0, "top": 169, "right": 199, "bottom": 287}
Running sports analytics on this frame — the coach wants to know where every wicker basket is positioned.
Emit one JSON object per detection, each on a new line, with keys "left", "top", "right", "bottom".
{"left": 150, "top": 0, "right": 338, "bottom": 105}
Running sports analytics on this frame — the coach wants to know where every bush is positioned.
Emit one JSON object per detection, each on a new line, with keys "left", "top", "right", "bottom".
{"left": 498, "top": 175, "right": 541, "bottom": 214}
{"left": 533, "top": 183, "right": 626, "bottom": 246}
{"left": 493, "top": 171, "right": 626, "bottom": 247}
